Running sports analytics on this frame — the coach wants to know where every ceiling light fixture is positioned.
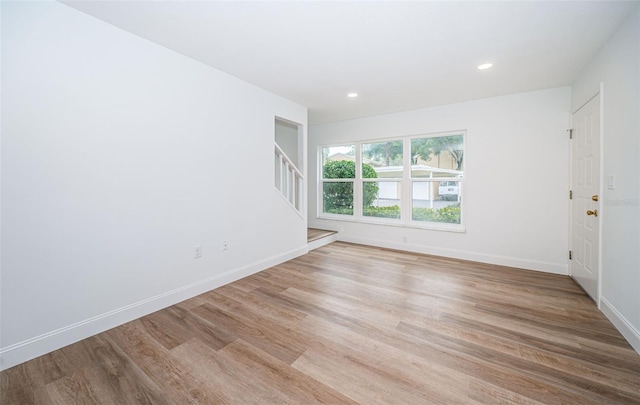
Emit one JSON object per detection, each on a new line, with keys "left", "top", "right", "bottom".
{"left": 347, "top": 92, "right": 358, "bottom": 98}
{"left": 477, "top": 62, "right": 493, "bottom": 70}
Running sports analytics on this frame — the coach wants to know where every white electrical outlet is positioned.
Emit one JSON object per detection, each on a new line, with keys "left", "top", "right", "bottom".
{"left": 223, "top": 240, "right": 229, "bottom": 251}
{"left": 194, "top": 246, "right": 202, "bottom": 259}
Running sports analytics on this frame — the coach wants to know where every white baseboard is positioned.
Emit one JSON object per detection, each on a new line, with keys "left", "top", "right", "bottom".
{"left": 600, "top": 297, "right": 640, "bottom": 355}
{"left": 338, "top": 235, "right": 568, "bottom": 275}
{"left": 0, "top": 245, "right": 308, "bottom": 371}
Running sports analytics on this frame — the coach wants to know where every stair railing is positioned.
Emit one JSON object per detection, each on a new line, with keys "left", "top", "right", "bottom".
{"left": 275, "top": 143, "right": 303, "bottom": 214}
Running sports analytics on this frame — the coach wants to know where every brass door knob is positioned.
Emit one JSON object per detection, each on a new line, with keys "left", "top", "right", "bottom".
{"left": 586, "top": 209, "right": 598, "bottom": 217}
{"left": 592, "top": 195, "right": 599, "bottom": 201}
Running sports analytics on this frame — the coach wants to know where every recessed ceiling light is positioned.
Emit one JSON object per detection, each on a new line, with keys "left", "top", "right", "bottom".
{"left": 477, "top": 63, "right": 493, "bottom": 70}
{"left": 347, "top": 92, "right": 358, "bottom": 98}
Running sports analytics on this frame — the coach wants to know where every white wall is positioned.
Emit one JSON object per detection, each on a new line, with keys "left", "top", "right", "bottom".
{"left": 309, "top": 87, "right": 571, "bottom": 274}
{"left": 571, "top": 6, "right": 640, "bottom": 353}
{"left": 1, "top": 1, "right": 307, "bottom": 370}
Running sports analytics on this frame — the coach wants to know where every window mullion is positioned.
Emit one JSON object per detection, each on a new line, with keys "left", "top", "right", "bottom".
{"left": 318, "top": 146, "right": 324, "bottom": 215}
{"left": 354, "top": 143, "right": 363, "bottom": 217}
{"left": 402, "top": 137, "right": 412, "bottom": 224}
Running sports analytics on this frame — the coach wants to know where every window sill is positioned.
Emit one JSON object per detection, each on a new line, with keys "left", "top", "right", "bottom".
{"left": 317, "top": 214, "right": 466, "bottom": 233}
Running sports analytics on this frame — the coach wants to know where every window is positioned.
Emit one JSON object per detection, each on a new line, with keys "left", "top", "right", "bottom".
{"left": 362, "top": 140, "right": 403, "bottom": 219}
{"left": 319, "top": 132, "right": 464, "bottom": 230}
{"left": 321, "top": 145, "right": 355, "bottom": 215}
{"left": 410, "top": 134, "right": 463, "bottom": 225}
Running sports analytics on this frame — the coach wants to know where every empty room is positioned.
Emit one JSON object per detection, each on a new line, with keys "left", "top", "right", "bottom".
{"left": 2, "top": 1, "right": 639, "bottom": 404}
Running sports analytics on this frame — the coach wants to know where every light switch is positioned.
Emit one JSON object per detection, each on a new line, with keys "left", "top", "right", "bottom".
{"left": 607, "top": 175, "right": 615, "bottom": 190}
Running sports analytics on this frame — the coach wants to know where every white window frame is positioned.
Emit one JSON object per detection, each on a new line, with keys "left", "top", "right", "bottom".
{"left": 318, "top": 131, "right": 465, "bottom": 232}
{"left": 319, "top": 143, "right": 358, "bottom": 218}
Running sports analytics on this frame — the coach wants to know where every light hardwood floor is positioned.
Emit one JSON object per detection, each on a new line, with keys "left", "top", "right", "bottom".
{"left": 2, "top": 242, "right": 640, "bottom": 404}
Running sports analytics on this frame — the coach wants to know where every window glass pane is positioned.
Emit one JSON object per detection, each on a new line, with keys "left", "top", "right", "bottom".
{"left": 323, "top": 181, "right": 353, "bottom": 215}
{"left": 411, "top": 135, "right": 464, "bottom": 178}
{"left": 363, "top": 181, "right": 401, "bottom": 219}
{"left": 362, "top": 140, "right": 403, "bottom": 178}
{"left": 412, "top": 181, "right": 461, "bottom": 224}
{"left": 322, "top": 145, "right": 356, "bottom": 179}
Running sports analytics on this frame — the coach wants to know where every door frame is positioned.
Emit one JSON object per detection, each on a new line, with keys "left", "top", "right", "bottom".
{"left": 569, "top": 84, "right": 604, "bottom": 307}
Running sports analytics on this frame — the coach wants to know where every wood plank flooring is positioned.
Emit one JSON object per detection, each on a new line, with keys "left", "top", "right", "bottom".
{"left": 2, "top": 242, "right": 640, "bottom": 404}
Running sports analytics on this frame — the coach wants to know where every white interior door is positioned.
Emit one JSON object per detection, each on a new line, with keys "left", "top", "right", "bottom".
{"left": 570, "top": 94, "right": 601, "bottom": 302}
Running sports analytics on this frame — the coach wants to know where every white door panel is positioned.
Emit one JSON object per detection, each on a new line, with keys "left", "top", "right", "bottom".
{"left": 570, "top": 94, "right": 600, "bottom": 302}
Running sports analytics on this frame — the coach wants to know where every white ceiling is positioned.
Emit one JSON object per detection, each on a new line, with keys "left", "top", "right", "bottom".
{"left": 63, "top": 1, "right": 637, "bottom": 125}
